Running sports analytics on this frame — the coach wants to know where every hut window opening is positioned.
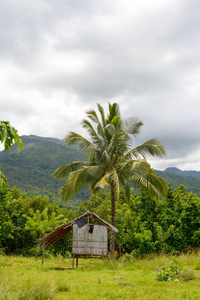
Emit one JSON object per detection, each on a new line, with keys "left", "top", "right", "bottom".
{"left": 89, "top": 224, "right": 94, "bottom": 233}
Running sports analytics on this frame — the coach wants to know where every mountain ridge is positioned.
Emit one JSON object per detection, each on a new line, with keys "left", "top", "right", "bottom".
{"left": 164, "top": 167, "right": 200, "bottom": 178}
{"left": 0, "top": 135, "right": 90, "bottom": 209}
{"left": 0, "top": 135, "right": 200, "bottom": 207}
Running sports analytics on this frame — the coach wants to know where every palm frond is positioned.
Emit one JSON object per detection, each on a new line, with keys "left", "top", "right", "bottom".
{"left": 129, "top": 173, "right": 160, "bottom": 198}
{"left": 118, "top": 174, "right": 131, "bottom": 203}
{"left": 110, "top": 115, "right": 120, "bottom": 127}
{"left": 105, "top": 120, "right": 130, "bottom": 157}
{"left": 60, "top": 165, "right": 100, "bottom": 201}
{"left": 124, "top": 138, "right": 166, "bottom": 160}
{"left": 97, "top": 103, "right": 106, "bottom": 126}
{"left": 107, "top": 103, "right": 120, "bottom": 123}
{"left": 105, "top": 123, "right": 115, "bottom": 137}
{"left": 145, "top": 172, "right": 167, "bottom": 197}
{"left": 86, "top": 109, "right": 99, "bottom": 123}
{"left": 135, "top": 138, "right": 166, "bottom": 157}
{"left": 82, "top": 119, "right": 103, "bottom": 148}
{"left": 120, "top": 159, "right": 150, "bottom": 176}
{"left": 83, "top": 165, "right": 102, "bottom": 178}
{"left": 125, "top": 117, "right": 143, "bottom": 135}
{"left": 87, "top": 105, "right": 105, "bottom": 138}
{"left": 60, "top": 170, "right": 86, "bottom": 201}
{"left": 101, "top": 150, "right": 110, "bottom": 166}
{"left": 94, "top": 173, "right": 110, "bottom": 189}
{"left": 128, "top": 167, "right": 167, "bottom": 199}
{"left": 53, "top": 161, "right": 92, "bottom": 179}
{"left": 64, "top": 131, "right": 97, "bottom": 153}
{"left": 112, "top": 170, "right": 120, "bottom": 201}
{"left": 109, "top": 168, "right": 120, "bottom": 200}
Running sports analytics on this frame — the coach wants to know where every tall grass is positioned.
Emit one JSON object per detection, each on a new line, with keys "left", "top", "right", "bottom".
{"left": 0, "top": 272, "right": 55, "bottom": 300}
{"left": 0, "top": 253, "right": 200, "bottom": 299}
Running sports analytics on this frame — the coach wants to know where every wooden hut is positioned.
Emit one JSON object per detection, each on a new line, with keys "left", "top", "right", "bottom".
{"left": 37, "top": 211, "right": 119, "bottom": 267}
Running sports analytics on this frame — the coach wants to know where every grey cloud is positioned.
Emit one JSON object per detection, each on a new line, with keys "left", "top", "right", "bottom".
{"left": 1, "top": 0, "right": 200, "bottom": 170}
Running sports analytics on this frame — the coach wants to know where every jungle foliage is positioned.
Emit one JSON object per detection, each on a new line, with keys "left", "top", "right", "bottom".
{"left": 78, "top": 185, "right": 200, "bottom": 256}
{"left": 0, "top": 187, "right": 76, "bottom": 256}
{"left": 1, "top": 184, "right": 200, "bottom": 257}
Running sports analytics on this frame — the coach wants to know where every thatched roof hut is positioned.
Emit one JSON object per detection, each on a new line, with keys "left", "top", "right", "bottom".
{"left": 37, "top": 211, "right": 119, "bottom": 267}
{"left": 37, "top": 211, "right": 118, "bottom": 248}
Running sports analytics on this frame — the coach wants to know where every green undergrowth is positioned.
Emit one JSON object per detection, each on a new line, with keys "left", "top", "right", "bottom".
{"left": 0, "top": 253, "right": 200, "bottom": 299}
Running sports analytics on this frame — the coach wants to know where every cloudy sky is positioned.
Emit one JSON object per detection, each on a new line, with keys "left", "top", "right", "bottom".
{"left": 1, "top": 0, "right": 200, "bottom": 171}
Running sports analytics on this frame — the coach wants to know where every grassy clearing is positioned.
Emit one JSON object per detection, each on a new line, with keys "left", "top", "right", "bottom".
{"left": 0, "top": 253, "right": 200, "bottom": 299}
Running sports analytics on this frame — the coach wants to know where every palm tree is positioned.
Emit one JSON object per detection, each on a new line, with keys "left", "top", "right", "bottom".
{"left": 53, "top": 103, "right": 167, "bottom": 253}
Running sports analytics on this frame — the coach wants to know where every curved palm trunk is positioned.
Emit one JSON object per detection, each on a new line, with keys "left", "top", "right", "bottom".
{"left": 110, "top": 186, "right": 115, "bottom": 256}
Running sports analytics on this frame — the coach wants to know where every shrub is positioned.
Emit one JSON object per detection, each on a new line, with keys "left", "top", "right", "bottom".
{"left": 119, "top": 252, "right": 135, "bottom": 262}
{"left": 157, "top": 259, "right": 180, "bottom": 281}
{"left": 64, "top": 251, "right": 71, "bottom": 259}
{"left": 178, "top": 268, "right": 195, "bottom": 281}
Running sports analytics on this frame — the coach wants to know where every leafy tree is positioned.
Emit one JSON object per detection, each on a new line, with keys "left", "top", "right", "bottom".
{"left": 54, "top": 102, "right": 167, "bottom": 253}
{"left": 0, "top": 121, "right": 23, "bottom": 192}
{"left": 0, "top": 187, "right": 75, "bottom": 255}
{"left": 0, "top": 198, "right": 14, "bottom": 253}
{"left": 25, "top": 207, "right": 68, "bottom": 240}
{"left": 4, "top": 188, "right": 27, "bottom": 254}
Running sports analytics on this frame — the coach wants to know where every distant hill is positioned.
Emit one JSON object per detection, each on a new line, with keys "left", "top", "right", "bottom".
{"left": 0, "top": 135, "right": 200, "bottom": 209}
{"left": 0, "top": 135, "right": 90, "bottom": 209}
{"left": 164, "top": 167, "right": 200, "bottom": 178}
{"left": 156, "top": 167, "right": 200, "bottom": 197}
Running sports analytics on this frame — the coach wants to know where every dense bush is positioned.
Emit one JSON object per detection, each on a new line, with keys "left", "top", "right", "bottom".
{"left": 78, "top": 185, "right": 200, "bottom": 256}
{"left": 0, "top": 187, "right": 76, "bottom": 255}
{"left": 0, "top": 184, "right": 200, "bottom": 256}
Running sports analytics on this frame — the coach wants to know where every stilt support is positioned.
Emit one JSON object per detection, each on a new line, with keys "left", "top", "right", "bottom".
{"left": 72, "top": 255, "right": 79, "bottom": 268}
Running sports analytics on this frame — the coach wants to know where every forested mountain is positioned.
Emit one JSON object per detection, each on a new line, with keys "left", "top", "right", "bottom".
{"left": 0, "top": 135, "right": 90, "bottom": 209}
{"left": 164, "top": 167, "right": 200, "bottom": 178}
{"left": 156, "top": 169, "right": 200, "bottom": 197}
{"left": 0, "top": 135, "right": 199, "bottom": 207}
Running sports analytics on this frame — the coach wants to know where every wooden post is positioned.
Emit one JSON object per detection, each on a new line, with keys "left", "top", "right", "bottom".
{"left": 41, "top": 244, "right": 45, "bottom": 266}
{"left": 72, "top": 255, "right": 74, "bottom": 269}
{"left": 36, "top": 244, "right": 38, "bottom": 259}
{"left": 76, "top": 256, "right": 78, "bottom": 268}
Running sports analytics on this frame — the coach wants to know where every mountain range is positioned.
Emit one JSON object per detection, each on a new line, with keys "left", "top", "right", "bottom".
{"left": 0, "top": 135, "right": 199, "bottom": 209}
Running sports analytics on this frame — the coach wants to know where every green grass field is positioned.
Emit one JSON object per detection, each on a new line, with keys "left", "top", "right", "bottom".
{"left": 0, "top": 253, "right": 200, "bottom": 299}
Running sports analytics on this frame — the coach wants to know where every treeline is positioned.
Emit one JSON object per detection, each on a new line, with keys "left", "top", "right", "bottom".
{"left": 78, "top": 185, "right": 200, "bottom": 256}
{"left": 0, "top": 188, "right": 76, "bottom": 256}
{"left": 1, "top": 184, "right": 200, "bottom": 257}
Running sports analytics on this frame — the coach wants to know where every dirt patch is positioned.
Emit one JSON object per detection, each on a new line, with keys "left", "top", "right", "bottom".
{"left": 152, "top": 265, "right": 167, "bottom": 272}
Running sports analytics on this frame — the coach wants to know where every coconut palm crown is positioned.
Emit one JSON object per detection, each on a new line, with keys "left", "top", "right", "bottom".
{"left": 53, "top": 102, "right": 167, "bottom": 251}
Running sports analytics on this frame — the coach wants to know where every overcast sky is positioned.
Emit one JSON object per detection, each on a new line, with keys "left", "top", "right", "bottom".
{"left": 1, "top": 0, "right": 200, "bottom": 171}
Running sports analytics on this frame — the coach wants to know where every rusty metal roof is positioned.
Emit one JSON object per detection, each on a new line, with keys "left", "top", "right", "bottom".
{"left": 37, "top": 211, "right": 119, "bottom": 248}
